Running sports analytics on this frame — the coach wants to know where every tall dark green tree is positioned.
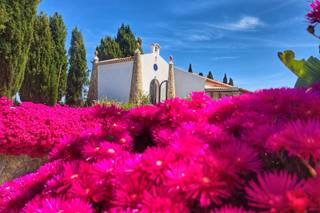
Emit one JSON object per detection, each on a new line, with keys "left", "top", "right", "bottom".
{"left": 0, "top": 2, "right": 8, "bottom": 31}
{"left": 50, "top": 12, "right": 67, "bottom": 101}
{"left": 229, "top": 78, "right": 234, "bottom": 86}
{"left": 20, "top": 13, "right": 54, "bottom": 105}
{"left": 96, "top": 36, "right": 122, "bottom": 60}
{"left": 223, "top": 74, "right": 228, "bottom": 84}
{"left": 207, "top": 71, "right": 214, "bottom": 79}
{"left": 66, "top": 27, "right": 88, "bottom": 106}
{"left": 116, "top": 24, "right": 138, "bottom": 57}
{"left": 0, "top": 0, "right": 39, "bottom": 98}
{"left": 188, "top": 64, "right": 193, "bottom": 73}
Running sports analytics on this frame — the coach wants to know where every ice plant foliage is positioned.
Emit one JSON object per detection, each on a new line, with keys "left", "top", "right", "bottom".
{"left": 1, "top": 85, "right": 320, "bottom": 212}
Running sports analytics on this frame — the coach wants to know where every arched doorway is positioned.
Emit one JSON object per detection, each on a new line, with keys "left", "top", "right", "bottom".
{"left": 159, "top": 80, "right": 168, "bottom": 102}
{"left": 150, "top": 79, "right": 160, "bottom": 104}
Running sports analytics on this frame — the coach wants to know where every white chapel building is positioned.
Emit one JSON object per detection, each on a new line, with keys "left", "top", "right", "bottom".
{"left": 88, "top": 43, "right": 247, "bottom": 104}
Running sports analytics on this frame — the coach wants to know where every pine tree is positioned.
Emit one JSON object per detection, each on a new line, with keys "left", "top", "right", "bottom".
{"left": 20, "top": 13, "right": 54, "bottom": 105}
{"left": 96, "top": 36, "right": 122, "bottom": 60}
{"left": 50, "top": 12, "right": 67, "bottom": 101}
{"left": 207, "top": 71, "right": 214, "bottom": 79}
{"left": 199, "top": 72, "right": 204, "bottom": 76}
{"left": 229, "top": 78, "right": 234, "bottom": 86}
{"left": 223, "top": 74, "right": 228, "bottom": 84}
{"left": 116, "top": 24, "right": 138, "bottom": 57}
{"left": 0, "top": 0, "right": 39, "bottom": 98}
{"left": 188, "top": 64, "right": 193, "bottom": 73}
{"left": 66, "top": 27, "right": 88, "bottom": 106}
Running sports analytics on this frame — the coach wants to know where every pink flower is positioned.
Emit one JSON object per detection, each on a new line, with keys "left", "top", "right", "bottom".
{"left": 23, "top": 197, "right": 94, "bottom": 213}
{"left": 213, "top": 141, "right": 261, "bottom": 174}
{"left": 140, "top": 187, "right": 188, "bottom": 213}
{"left": 140, "top": 147, "right": 178, "bottom": 185}
{"left": 82, "top": 141, "right": 123, "bottom": 162}
{"left": 212, "top": 206, "right": 254, "bottom": 213}
{"left": 245, "top": 171, "right": 306, "bottom": 212}
{"left": 111, "top": 175, "right": 149, "bottom": 210}
{"left": 267, "top": 120, "right": 320, "bottom": 160}
{"left": 307, "top": 0, "right": 320, "bottom": 24}
{"left": 169, "top": 133, "right": 207, "bottom": 158}
{"left": 167, "top": 159, "right": 230, "bottom": 207}
{"left": 304, "top": 170, "right": 320, "bottom": 211}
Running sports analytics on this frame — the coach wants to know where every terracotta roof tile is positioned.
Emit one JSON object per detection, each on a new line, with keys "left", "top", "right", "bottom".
{"left": 97, "top": 56, "right": 134, "bottom": 65}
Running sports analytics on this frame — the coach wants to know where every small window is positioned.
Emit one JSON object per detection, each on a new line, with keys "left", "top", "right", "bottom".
{"left": 153, "top": 64, "right": 158, "bottom": 71}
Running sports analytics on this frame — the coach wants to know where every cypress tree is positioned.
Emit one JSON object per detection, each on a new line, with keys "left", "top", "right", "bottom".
{"left": 0, "top": 0, "right": 40, "bottom": 98}
{"left": 0, "top": 2, "right": 8, "bottom": 31}
{"left": 50, "top": 12, "right": 67, "bottom": 101}
{"left": 207, "top": 71, "right": 214, "bottom": 79}
{"left": 116, "top": 24, "right": 138, "bottom": 57}
{"left": 199, "top": 72, "right": 204, "bottom": 76}
{"left": 188, "top": 64, "right": 193, "bottom": 73}
{"left": 20, "top": 12, "right": 54, "bottom": 105}
{"left": 223, "top": 74, "right": 228, "bottom": 84}
{"left": 229, "top": 78, "right": 234, "bottom": 86}
{"left": 96, "top": 36, "right": 122, "bottom": 60}
{"left": 66, "top": 27, "right": 88, "bottom": 106}
{"left": 137, "top": 37, "right": 143, "bottom": 53}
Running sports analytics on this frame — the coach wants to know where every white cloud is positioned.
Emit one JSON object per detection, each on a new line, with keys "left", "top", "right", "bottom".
{"left": 210, "top": 16, "right": 264, "bottom": 31}
{"left": 229, "top": 16, "right": 264, "bottom": 30}
{"left": 210, "top": 56, "right": 239, "bottom": 61}
{"left": 187, "top": 34, "right": 211, "bottom": 42}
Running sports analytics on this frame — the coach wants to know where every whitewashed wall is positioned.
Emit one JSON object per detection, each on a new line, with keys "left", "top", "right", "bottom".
{"left": 96, "top": 52, "right": 205, "bottom": 102}
{"left": 174, "top": 68, "right": 206, "bottom": 98}
{"left": 141, "top": 53, "right": 169, "bottom": 95}
{"left": 97, "top": 61, "right": 133, "bottom": 103}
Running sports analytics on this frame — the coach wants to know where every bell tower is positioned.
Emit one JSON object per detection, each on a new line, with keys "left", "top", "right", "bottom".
{"left": 150, "top": 43, "right": 161, "bottom": 55}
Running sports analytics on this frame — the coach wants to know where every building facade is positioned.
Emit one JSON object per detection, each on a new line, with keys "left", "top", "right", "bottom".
{"left": 88, "top": 43, "right": 247, "bottom": 104}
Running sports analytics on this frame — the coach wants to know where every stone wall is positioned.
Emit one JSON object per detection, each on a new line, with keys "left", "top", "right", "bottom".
{"left": 0, "top": 154, "right": 47, "bottom": 185}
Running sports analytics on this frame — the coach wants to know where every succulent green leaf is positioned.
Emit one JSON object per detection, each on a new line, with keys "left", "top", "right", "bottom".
{"left": 278, "top": 50, "right": 320, "bottom": 87}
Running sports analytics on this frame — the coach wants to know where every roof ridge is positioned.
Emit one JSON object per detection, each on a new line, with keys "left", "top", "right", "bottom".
{"left": 97, "top": 56, "right": 134, "bottom": 65}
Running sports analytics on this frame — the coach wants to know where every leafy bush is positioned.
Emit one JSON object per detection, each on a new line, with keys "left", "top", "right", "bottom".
{"left": 96, "top": 92, "right": 150, "bottom": 110}
{"left": 1, "top": 85, "right": 320, "bottom": 212}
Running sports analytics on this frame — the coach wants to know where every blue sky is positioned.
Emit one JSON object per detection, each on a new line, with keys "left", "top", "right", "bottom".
{"left": 39, "top": 0, "right": 318, "bottom": 91}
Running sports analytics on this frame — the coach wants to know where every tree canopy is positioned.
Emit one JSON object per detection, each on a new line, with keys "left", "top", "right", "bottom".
{"left": 116, "top": 24, "right": 138, "bottom": 57}
{"left": 207, "top": 71, "right": 214, "bottom": 80}
{"left": 20, "top": 12, "right": 55, "bottom": 105}
{"left": 223, "top": 74, "right": 228, "bottom": 84}
{"left": 96, "top": 36, "right": 122, "bottom": 61}
{"left": 97, "top": 24, "right": 142, "bottom": 61}
{"left": 50, "top": 12, "right": 68, "bottom": 101}
{"left": 188, "top": 64, "right": 193, "bottom": 73}
{"left": 66, "top": 27, "right": 88, "bottom": 106}
{"left": 229, "top": 78, "right": 234, "bottom": 86}
{"left": 0, "top": 0, "right": 40, "bottom": 98}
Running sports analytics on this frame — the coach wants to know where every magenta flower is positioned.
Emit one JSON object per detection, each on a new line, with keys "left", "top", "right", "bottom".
{"left": 140, "top": 187, "right": 188, "bottom": 213}
{"left": 111, "top": 175, "right": 149, "bottom": 210}
{"left": 245, "top": 171, "right": 307, "bottom": 212}
{"left": 140, "top": 147, "right": 178, "bottom": 184}
{"left": 213, "top": 141, "right": 261, "bottom": 174}
{"left": 23, "top": 197, "right": 94, "bottom": 213}
{"left": 82, "top": 141, "right": 123, "bottom": 162}
{"left": 307, "top": 0, "right": 320, "bottom": 24}
{"left": 169, "top": 133, "right": 207, "bottom": 158}
{"left": 267, "top": 120, "right": 320, "bottom": 160}
{"left": 170, "top": 160, "right": 230, "bottom": 207}
{"left": 212, "top": 206, "right": 254, "bottom": 213}
{"left": 304, "top": 170, "right": 320, "bottom": 211}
